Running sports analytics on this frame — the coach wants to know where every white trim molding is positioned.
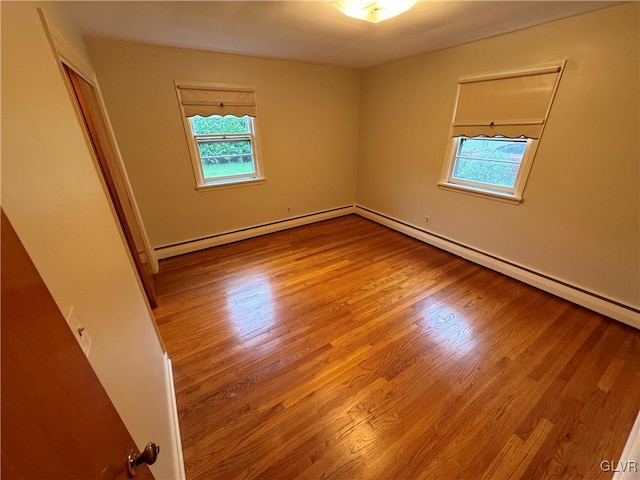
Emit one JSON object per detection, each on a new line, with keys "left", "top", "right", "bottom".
{"left": 46, "top": 22, "right": 95, "bottom": 85}
{"left": 164, "top": 354, "right": 187, "bottom": 480}
{"left": 437, "top": 181, "right": 523, "bottom": 205}
{"left": 612, "top": 410, "right": 640, "bottom": 480}
{"left": 155, "top": 206, "right": 356, "bottom": 259}
{"left": 355, "top": 205, "right": 640, "bottom": 330}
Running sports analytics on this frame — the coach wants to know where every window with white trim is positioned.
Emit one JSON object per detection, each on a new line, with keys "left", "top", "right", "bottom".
{"left": 439, "top": 62, "right": 565, "bottom": 204}
{"left": 175, "top": 82, "right": 264, "bottom": 190}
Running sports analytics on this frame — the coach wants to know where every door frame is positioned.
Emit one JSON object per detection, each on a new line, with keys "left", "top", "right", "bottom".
{"left": 63, "top": 64, "right": 159, "bottom": 308}
{"left": 45, "top": 15, "right": 161, "bottom": 310}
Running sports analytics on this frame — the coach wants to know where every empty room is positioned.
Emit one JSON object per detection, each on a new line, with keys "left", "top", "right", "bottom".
{"left": 2, "top": 1, "right": 639, "bottom": 479}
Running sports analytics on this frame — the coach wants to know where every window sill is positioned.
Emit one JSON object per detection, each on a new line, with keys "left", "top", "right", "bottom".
{"left": 196, "top": 176, "right": 266, "bottom": 192}
{"left": 437, "top": 182, "right": 523, "bottom": 205}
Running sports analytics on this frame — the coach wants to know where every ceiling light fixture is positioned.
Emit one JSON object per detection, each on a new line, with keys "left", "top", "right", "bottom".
{"left": 332, "top": 0, "right": 418, "bottom": 24}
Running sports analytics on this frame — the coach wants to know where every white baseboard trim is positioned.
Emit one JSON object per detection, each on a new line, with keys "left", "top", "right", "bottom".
{"left": 613, "top": 410, "right": 640, "bottom": 480}
{"left": 355, "top": 205, "right": 640, "bottom": 330}
{"left": 155, "top": 205, "right": 356, "bottom": 259}
{"left": 164, "top": 353, "right": 187, "bottom": 480}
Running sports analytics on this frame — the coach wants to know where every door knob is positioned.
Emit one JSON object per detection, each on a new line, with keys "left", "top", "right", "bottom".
{"left": 126, "top": 442, "right": 160, "bottom": 477}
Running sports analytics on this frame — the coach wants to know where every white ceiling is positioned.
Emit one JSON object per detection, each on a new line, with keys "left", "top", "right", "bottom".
{"left": 63, "top": 1, "right": 620, "bottom": 68}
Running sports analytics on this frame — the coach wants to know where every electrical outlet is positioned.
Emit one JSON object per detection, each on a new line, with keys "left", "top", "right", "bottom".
{"left": 287, "top": 205, "right": 292, "bottom": 214}
{"left": 425, "top": 215, "right": 431, "bottom": 225}
{"left": 65, "top": 306, "right": 92, "bottom": 357}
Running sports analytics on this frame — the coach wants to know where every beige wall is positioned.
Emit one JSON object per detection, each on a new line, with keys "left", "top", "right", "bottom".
{"left": 85, "top": 38, "right": 361, "bottom": 248}
{"left": 1, "top": 3, "right": 180, "bottom": 478}
{"left": 357, "top": 3, "right": 640, "bottom": 309}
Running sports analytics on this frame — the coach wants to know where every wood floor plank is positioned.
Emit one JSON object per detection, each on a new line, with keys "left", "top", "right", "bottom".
{"left": 479, "top": 418, "right": 556, "bottom": 480}
{"left": 154, "top": 215, "right": 640, "bottom": 480}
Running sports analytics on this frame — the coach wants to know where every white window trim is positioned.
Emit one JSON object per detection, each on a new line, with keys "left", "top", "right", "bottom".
{"left": 175, "top": 81, "right": 266, "bottom": 191}
{"left": 438, "top": 136, "right": 540, "bottom": 205}
{"left": 438, "top": 61, "right": 565, "bottom": 205}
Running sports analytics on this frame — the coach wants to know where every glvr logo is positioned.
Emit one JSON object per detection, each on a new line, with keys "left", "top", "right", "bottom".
{"left": 600, "top": 460, "right": 638, "bottom": 472}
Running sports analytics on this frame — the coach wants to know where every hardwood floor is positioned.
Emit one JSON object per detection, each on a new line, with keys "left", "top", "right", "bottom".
{"left": 154, "top": 215, "right": 640, "bottom": 480}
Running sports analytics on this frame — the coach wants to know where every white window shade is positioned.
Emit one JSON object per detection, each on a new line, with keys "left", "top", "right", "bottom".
{"left": 452, "top": 65, "right": 563, "bottom": 139}
{"left": 177, "top": 84, "right": 257, "bottom": 117}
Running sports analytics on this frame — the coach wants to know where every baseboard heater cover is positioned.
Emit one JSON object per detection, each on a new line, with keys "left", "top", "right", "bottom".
{"left": 355, "top": 205, "right": 639, "bottom": 330}
{"left": 154, "top": 205, "right": 356, "bottom": 259}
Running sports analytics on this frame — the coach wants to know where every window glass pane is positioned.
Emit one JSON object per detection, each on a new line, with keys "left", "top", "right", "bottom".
{"left": 197, "top": 138, "right": 255, "bottom": 179}
{"left": 197, "top": 138, "right": 252, "bottom": 157}
{"left": 452, "top": 137, "right": 526, "bottom": 188}
{"left": 189, "top": 115, "right": 250, "bottom": 135}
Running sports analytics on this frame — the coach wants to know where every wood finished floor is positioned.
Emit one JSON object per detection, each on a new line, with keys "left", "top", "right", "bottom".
{"left": 154, "top": 215, "right": 640, "bottom": 480}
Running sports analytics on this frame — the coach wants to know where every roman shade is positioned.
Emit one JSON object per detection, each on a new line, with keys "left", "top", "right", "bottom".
{"left": 177, "top": 84, "right": 257, "bottom": 117}
{"left": 451, "top": 64, "right": 563, "bottom": 139}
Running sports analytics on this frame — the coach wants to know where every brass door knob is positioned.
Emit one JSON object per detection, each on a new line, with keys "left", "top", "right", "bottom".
{"left": 126, "top": 442, "right": 160, "bottom": 477}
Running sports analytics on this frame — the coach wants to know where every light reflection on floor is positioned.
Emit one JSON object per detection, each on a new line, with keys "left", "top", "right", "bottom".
{"left": 418, "top": 307, "right": 476, "bottom": 358}
{"left": 224, "top": 271, "right": 278, "bottom": 344}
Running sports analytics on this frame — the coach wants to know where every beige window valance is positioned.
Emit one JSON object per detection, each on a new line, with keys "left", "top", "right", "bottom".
{"left": 176, "top": 83, "right": 257, "bottom": 118}
{"left": 451, "top": 64, "right": 563, "bottom": 139}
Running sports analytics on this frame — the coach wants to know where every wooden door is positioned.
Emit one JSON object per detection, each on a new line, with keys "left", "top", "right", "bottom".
{"left": 64, "top": 65, "right": 158, "bottom": 308}
{"left": 0, "top": 211, "right": 156, "bottom": 479}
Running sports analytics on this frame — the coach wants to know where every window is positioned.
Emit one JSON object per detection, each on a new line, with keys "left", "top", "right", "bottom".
{"left": 175, "top": 82, "right": 264, "bottom": 190}
{"left": 439, "top": 62, "right": 565, "bottom": 204}
{"left": 189, "top": 115, "right": 258, "bottom": 182}
{"left": 445, "top": 136, "right": 532, "bottom": 196}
